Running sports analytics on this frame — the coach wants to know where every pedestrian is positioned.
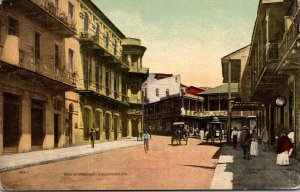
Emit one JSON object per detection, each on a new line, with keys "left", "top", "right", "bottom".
{"left": 240, "top": 126, "right": 251, "bottom": 160}
{"left": 288, "top": 130, "right": 294, "bottom": 156}
{"left": 237, "top": 127, "right": 242, "bottom": 144}
{"left": 90, "top": 128, "right": 96, "bottom": 148}
{"left": 276, "top": 133, "right": 293, "bottom": 166}
{"left": 142, "top": 130, "right": 151, "bottom": 154}
{"left": 250, "top": 129, "right": 258, "bottom": 156}
{"left": 260, "top": 127, "right": 269, "bottom": 152}
{"left": 199, "top": 129, "right": 205, "bottom": 142}
{"left": 231, "top": 127, "right": 238, "bottom": 149}
{"left": 195, "top": 127, "right": 200, "bottom": 138}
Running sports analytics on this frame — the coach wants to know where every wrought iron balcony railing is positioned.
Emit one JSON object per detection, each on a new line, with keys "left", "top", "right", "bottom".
{"left": 19, "top": 49, "right": 76, "bottom": 86}
{"left": 79, "top": 29, "right": 123, "bottom": 63}
{"left": 78, "top": 79, "right": 129, "bottom": 104}
{"left": 278, "top": 7, "right": 300, "bottom": 65}
{"left": 29, "top": 0, "right": 76, "bottom": 33}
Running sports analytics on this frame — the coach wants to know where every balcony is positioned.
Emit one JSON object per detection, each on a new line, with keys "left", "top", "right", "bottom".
{"left": 278, "top": 7, "right": 300, "bottom": 70}
{"left": 79, "top": 29, "right": 126, "bottom": 68}
{"left": 2, "top": 0, "right": 76, "bottom": 37}
{"left": 129, "top": 67, "right": 149, "bottom": 74}
{"left": 77, "top": 79, "right": 129, "bottom": 105}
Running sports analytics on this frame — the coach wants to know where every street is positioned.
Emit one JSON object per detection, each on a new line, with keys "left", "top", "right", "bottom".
{"left": 0, "top": 136, "right": 221, "bottom": 190}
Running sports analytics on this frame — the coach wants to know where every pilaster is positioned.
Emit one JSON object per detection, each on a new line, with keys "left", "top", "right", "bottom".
{"left": 19, "top": 92, "right": 31, "bottom": 152}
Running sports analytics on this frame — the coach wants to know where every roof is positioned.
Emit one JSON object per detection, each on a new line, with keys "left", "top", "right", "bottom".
{"left": 198, "top": 83, "right": 238, "bottom": 95}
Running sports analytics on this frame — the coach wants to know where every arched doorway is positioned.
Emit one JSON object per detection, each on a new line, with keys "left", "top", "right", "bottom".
{"left": 113, "top": 114, "right": 119, "bottom": 140}
{"left": 104, "top": 112, "right": 112, "bottom": 140}
{"left": 95, "top": 109, "right": 103, "bottom": 140}
{"left": 83, "top": 106, "right": 92, "bottom": 140}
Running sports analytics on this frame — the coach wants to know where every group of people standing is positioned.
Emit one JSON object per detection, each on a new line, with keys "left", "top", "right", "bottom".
{"left": 231, "top": 126, "right": 266, "bottom": 160}
{"left": 230, "top": 126, "right": 294, "bottom": 165}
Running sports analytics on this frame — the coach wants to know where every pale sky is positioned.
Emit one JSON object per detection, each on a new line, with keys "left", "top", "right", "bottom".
{"left": 92, "top": 0, "right": 259, "bottom": 87}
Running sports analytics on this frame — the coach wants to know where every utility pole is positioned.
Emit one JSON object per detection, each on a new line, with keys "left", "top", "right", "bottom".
{"left": 227, "top": 58, "right": 232, "bottom": 145}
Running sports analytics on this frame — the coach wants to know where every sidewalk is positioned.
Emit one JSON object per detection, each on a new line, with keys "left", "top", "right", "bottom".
{"left": 210, "top": 144, "right": 300, "bottom": 190}
{"left": 0, "top": 138, "right": 142, "bottom": 173}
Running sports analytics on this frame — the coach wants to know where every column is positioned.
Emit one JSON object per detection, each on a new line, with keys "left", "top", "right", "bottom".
{"left": 44, "top": 96, "right": 54, "bottom": 149}
{"left": 127, "top": 55, "right": 132, "bottom": 66}
{"left": 0, "top": 92, "right": 3, "bottom": 155}
{"left": 127, "top": 119, "right": 132, "bottom": 138}
{"left": 137, "top": 57, "right": 141, "bottom": 70}
{"left": 19, "top": 92, "right": 31, "bottom": 152}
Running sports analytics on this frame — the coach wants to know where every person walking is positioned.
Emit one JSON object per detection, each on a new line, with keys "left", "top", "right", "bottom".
{"left": 231, "top": 127, "right": 238, "bottom": 149}
{"left": 250, "top": 129, "right": 258, "bottom": 157}
{"left": 240, "top": 126, "right": 251, "bottom": 160}
{"left": 142, "top": 130, "right": 151, "bottom": 154}
{"left": 276, "top": 133, "right": 293, "bottom": 166}
{"left": 90, "top": 128, "right": 96, "bottom": 148}
{"left": 260, "top": 127, "right": 268, "bottom": 152}
{"left": 199, "top": 129, "right": 205, "bottom": 142}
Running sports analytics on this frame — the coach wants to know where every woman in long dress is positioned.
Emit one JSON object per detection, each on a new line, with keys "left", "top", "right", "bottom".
{"left": 276, "top": 133, "right": 293, "bottom": 165}
{"left": 250, "top": 129, "right": 258, "bottom": 156}
{"left": 231, "top": 127, "right": 238, "bottom": 149}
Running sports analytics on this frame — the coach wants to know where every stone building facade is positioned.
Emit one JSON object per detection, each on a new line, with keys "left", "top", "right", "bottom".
{"left": 0, "top": 0, "right": 77, "bottom": 154}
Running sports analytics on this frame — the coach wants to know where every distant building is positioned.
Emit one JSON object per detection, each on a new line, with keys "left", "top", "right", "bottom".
{"left": 142, "top": 73, "right": 181, "bottom": 104}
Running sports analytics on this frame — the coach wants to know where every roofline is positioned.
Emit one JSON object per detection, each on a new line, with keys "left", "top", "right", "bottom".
{"left": 221, "top": 44, "right": 251, "bottom": 60}
{"left": 86, "top": 0, "right": 126, "bottom": 38}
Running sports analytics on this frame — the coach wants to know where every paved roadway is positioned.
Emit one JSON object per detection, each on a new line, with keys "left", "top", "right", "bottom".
{"left": 0, "top": 136, "right": 221, "bottom": 190}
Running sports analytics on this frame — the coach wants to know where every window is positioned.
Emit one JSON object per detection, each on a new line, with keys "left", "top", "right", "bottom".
{"left": 83, "top": 56, "right": 89, "bottom": 89}
{"left": 166, "top": 89, "right": 169, "bottom": 97}
{"left": 112, "top": 39, "right": 117, "bottom": 55}
{"left": 55, "top": 44, "right": 59, "bottom": 69}
{"left": 35, "top": 32, "right": 41, "bottom": 64}
{"left": 68, "top": 2, "right": 74, "bottom": 19}
{"left": 68, "top": 49, "right": 74, "bottom": 73}
{"left": 95, "top": 63, "right": 100, "bottom": 92}
{"left": 155, "top": 88, "right": 159, "bottom": 96}
{"left": 54, "top": 0, "right": 58, "bottom": 7}
{"left": 8, "top": 16, "right": 19, "bottom": 36}
{"left": 105, "top": 70, "right": 110, "bottom": 96}
{"left": 104, "top": 31, "right": 109, "bottom": 48}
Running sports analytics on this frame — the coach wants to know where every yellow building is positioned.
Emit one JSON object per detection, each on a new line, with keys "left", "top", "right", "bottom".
{"left": 75, "top": 1, "right": 149, "bottom": 143}
{"left": 0, "top": 0, "right": 77, "bottom": 154}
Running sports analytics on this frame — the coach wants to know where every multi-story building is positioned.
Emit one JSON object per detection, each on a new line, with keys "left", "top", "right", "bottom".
{"left": 122, "top": 38, "right": 148, "bottom": 138}
{"left": 240, "top": 0, "right": 300, "bottom": 156}
{"left": 75, "top": 0, "right": 148, "bottom": 143}
{"left": 142, "top": 73, "right": 181, "bottom": 104}
{"left": 144, "top": 91, "right": 204, "bottom": 135}
{"left": 0, "top": 0, "right": 77, "bottom": 154}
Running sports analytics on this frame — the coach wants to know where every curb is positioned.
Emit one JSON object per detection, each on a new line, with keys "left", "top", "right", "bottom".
{"left": 0, "top": 143, "right": 143, "bottom": 173}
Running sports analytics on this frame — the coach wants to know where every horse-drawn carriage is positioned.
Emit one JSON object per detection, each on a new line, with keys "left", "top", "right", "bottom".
{"left": 206, "top": 117, "right": 224, "bottom": 144}
{"left": 171, "top": 122, "right": 189, "bottom": 145}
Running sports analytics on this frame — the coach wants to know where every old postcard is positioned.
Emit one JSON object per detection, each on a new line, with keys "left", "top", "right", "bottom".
{"left": 0, "top": 0, "right": 299, "bottom": 190}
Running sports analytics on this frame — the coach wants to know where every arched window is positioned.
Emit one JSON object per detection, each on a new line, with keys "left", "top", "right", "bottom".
{"left": 104, "top": 31, "right": 109, "bottom": 48}
{"left": 155, "top": 88, "right": 159, "bottom": 96}
{"left": 83, "top": 12, "right": 89, "bottom": 34}
{"left": 166, "top": 89, "right": 169, "bottom": 97}
{"left": 93, "top": 23, "right": 100, "bottom": 42}
{"left": 112, "top": 39, "right": 117, "bottom": 55}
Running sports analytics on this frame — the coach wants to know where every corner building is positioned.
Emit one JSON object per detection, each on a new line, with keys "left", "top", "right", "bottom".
{"left": 0, "top": 0, "right": 77, "bottom": 154}
{"left": 76, "top": 1, "right": 148, "bottom": 143}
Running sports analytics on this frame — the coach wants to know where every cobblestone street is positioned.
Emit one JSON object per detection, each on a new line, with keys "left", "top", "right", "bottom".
{"left": 0, "top": 136, "right": 221, "bottom": 190}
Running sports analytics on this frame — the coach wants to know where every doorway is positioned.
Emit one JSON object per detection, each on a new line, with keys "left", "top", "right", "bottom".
{"left": 3, "top": 93, "right": 21, "bottom": 153}
{"left": 105, "top": 113, "right": 111, "bottom": 140}
{"left": 54, "top": 114, "right": 59, "bottom": 147}
{"left": 113, "top": 115, "right": 118, "bottom": 140}
{"left": 31, "top": 99, "right": 44, "bottom": 149}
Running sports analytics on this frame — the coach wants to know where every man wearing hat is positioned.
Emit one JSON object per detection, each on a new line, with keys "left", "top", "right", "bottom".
{"left": 240, "top": 126, "right": 252, "bottom": 160}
